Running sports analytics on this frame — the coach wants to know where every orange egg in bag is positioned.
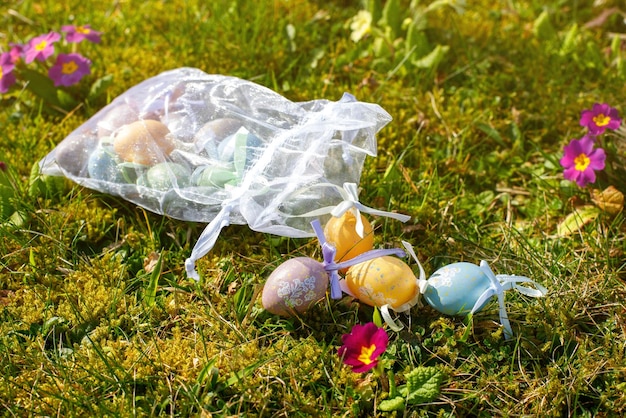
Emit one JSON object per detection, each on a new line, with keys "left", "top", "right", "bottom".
{"left": 324, "top": 210, "right": 374, "bottom": 264}
{"left": 345, "top": 256, "right": 418, "bottom": 309}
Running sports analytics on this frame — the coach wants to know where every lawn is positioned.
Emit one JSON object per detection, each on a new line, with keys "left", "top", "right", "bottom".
{"left": 1, "top": 0, "right": 625, "bottom": 416}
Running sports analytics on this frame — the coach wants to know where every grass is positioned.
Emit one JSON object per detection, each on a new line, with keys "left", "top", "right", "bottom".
{"left": 1, "top": 0, "right": 626, "bottom": 416}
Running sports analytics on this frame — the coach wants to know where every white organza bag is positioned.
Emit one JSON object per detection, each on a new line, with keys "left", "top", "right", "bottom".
{"left": 39, "top": 67, "right": 407, "bottom": 279}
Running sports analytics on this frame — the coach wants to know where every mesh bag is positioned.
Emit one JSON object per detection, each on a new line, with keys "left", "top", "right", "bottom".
{"left": 39, "top": 67, "right": 403, "bottom": 279}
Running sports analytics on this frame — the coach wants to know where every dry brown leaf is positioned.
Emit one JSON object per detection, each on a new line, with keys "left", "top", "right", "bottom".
{"left": 591, "top": 186, "right": 624, "bottom": 215}
{"left": 144, "top": 251, "right": 160, "bottom": 273}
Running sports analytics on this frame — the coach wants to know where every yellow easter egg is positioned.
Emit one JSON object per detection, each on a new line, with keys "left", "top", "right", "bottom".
{"left": 345, "top": 256, "right": 418, "bottom": 309}
{"left": 323, "top": 211, "right": 374, "bottom": 264}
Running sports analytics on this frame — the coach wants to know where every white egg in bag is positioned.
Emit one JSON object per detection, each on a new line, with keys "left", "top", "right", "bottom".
{"left": 38, "top": 67, "right": 409, "bottom": 279}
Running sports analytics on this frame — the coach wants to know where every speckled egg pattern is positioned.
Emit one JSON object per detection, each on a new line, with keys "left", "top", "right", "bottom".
{"left": 345, "top": 256, "right": 418, "bottom": 309}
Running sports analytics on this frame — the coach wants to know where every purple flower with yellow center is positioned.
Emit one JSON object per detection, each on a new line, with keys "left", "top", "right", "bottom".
{"left": 48, "top": 53, "right": 91, "bottom": 87}
{"left": 24, "top": 32, "right": 61, "bottom": 63}
{"left": 560, "top": 135, "right": 606, "bottom": 187}
{"left": 580, "top": 103, "right": 621, "bottom": 135}
{"left": 338, "top": 322, "right": 388, "bottom": 373}
{"left": 0, "top": 52, "right": 17, "bottom": 94}
{"left": 61, "top": 24, "right": 102, "bottom": 44}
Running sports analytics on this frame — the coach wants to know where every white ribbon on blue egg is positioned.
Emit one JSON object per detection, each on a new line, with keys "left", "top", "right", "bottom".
{"left": 471, "top": 261, "right": 548, "bottom": 340}
{"left": 402, "top": 241, "right": 548, "bottom": 340}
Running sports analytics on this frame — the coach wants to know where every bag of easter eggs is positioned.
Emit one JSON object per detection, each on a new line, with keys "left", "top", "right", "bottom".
{"left": 37, "top": 67, "right": 401, "bottom": 279}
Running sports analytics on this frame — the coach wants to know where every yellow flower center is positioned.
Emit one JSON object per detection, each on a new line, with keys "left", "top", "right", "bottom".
{"left": 77, "top": 26, "right": 91, "bottom": 35}
{"left": 0, "top": 67, "right": 3, "bottom": 78}
{"left": 62, "top": 61, "right": 78, "bottom": 75}
{"left": 35, "top": 41, "right": 48, "bottom": 51}
{"left": 574, "top": 153, "right": 590, "bottom": 171}
{"left": 593, "top": 113, "right": 610, "bottom": 127}
{"left": 357, "top": 344, "right": 376, "bottom": 365}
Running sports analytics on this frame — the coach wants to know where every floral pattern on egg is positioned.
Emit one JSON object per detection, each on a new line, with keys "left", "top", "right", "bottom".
{"left": 262, "top": 257, "right": 329, "bottom": 317}
{"left": 276, "top": 276, "right": 319, "bottom": 309}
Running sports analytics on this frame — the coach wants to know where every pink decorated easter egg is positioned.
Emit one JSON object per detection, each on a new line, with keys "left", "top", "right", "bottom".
{"left": 262, "top": 257, "right": 329, "bottom": 317}
{"left": 345, "top": 256, "right": 418, "bottom": 309}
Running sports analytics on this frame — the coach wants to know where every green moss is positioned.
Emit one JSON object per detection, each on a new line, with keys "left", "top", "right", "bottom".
{"left": 1, "top": 0, "right": 626, "bottom": 415}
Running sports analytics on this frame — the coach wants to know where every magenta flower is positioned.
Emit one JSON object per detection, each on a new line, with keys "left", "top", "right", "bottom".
{"left": 48, "top": 53, "right": 91, "bottom": 87}
{"left": 8, "top": 44, "right": 24, "bottom": 64}
{"left": 560, "top": 135, "right": 606, "bottom": 187}
{"left": 580, "top": 103, "right": 621, "bottom": 135}
{"left": 61, "top": 25, "right": 102, "bottom": 43}
{"left": 338, "top": 322, "right": 388, "bottom": 373}
{"left": 0, "top": 52, "right": 17, "bottom": 94}
{"left": 23, "top": 32, "right": 61, "bottom": 63}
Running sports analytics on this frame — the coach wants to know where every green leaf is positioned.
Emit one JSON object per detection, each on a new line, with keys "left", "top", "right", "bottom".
{"left": 559, "top": 24, "right": 579, "bottom": 56}
{"left": 404, "top": 366, "right": 443, "bottom": 404}
{"left": 379, "top": 396, "right": 405, "bottom": 411}
{"left": 532, "top": 11, "right": 556, "bottom": 41}
{"left": 412, "top": 44, "right": 449, "bottom": 69}
{"left": 380, "top": 0, "right": 402, "bottom": 38}
{"left": 474, "top": 121, "right": 507, "bottom": 148}
{"left": 28, "top": 162, "right": 67, "bottom": 199}
{"left": 20, "top": 68, "right": 63, "bottom": 109}
{"left": 406, "top": 23, "right": 431, "bottom": 58}
{"left": 88, "top": 74, "right": 114, "bottom": 103}
{"left": 556, "top": 205, "right": 601, "bottom": 237}
{"left": 372, "top": 306, "right": 383, "bottom": 328}
{"left": 144, "top": 252, "right": 163, "bottom": 307}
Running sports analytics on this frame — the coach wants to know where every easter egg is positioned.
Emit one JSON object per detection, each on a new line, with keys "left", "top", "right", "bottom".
{"left": 194, "top": 118, "right": 242, "bottom": 157}
{"left": 422, "top": 262, "right": 493, "bottom": 316}
{"left": 113, "top": 120, "right": 174, "bottom": 166}
{"left": 54, "top": 130, "right": 99, "bottom": 176}
{"left": 323, "top": 211, "right": 374, "bottom": 264}
{"left": 262, "top": 257, "right": 329, "bottom": 317}
{"left": 97, "top": 104, "right": 139, "bottom": 138}
{"left": 345, "top": 256, "right": 418, "bottom": 309}
{"left": 88, "top": 146, "right": 126, "bottom": 183}
{"left": 192, "top": 166, "right": 237, "bottom": 188}
{"left": 136, "top": 162, "right": 191, "bottom": 191}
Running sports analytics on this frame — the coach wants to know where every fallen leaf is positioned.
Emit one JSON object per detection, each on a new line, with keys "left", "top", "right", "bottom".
{"left": 556, "top": 205, "right": 601, "bottom": 237}
{"left": 591, "top": 186, "right": 624, "bottom": 215}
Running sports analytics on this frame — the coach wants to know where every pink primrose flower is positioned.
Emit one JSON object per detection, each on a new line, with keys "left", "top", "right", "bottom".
{"left": 338, "top": 322, "right": 388, "bottom": 373}
{"left": 0, "top": 52, "right": 17, "bottom": 93}
{"left": 24, "top": 32, "right": 61, "bottom": 63}
{"left": 61, "top": 25, "right": 102, "bottom": 43}
{"left": 9, "top": 44, "right": 24, "bottom": 64}
{"left": 580, "top": 103, "right": 621, "bottom": 135}
{"left": 560, "top": 135, "right": 606, "bottom": 187}
{"left": 48, "top": 53, "right": 91, "bottom": 87}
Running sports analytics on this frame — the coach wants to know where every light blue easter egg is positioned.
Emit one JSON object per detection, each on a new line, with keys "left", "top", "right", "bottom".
{"left": 88, "top": 147, "right": 126, "bottom": 183}
{"left": 422, "top": 262, "right": 493, "bottom": 316}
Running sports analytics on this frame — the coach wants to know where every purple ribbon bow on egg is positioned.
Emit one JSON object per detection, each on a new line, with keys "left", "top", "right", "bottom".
{"left": 310, "top": 219, "right": 406, "bottom": 300}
